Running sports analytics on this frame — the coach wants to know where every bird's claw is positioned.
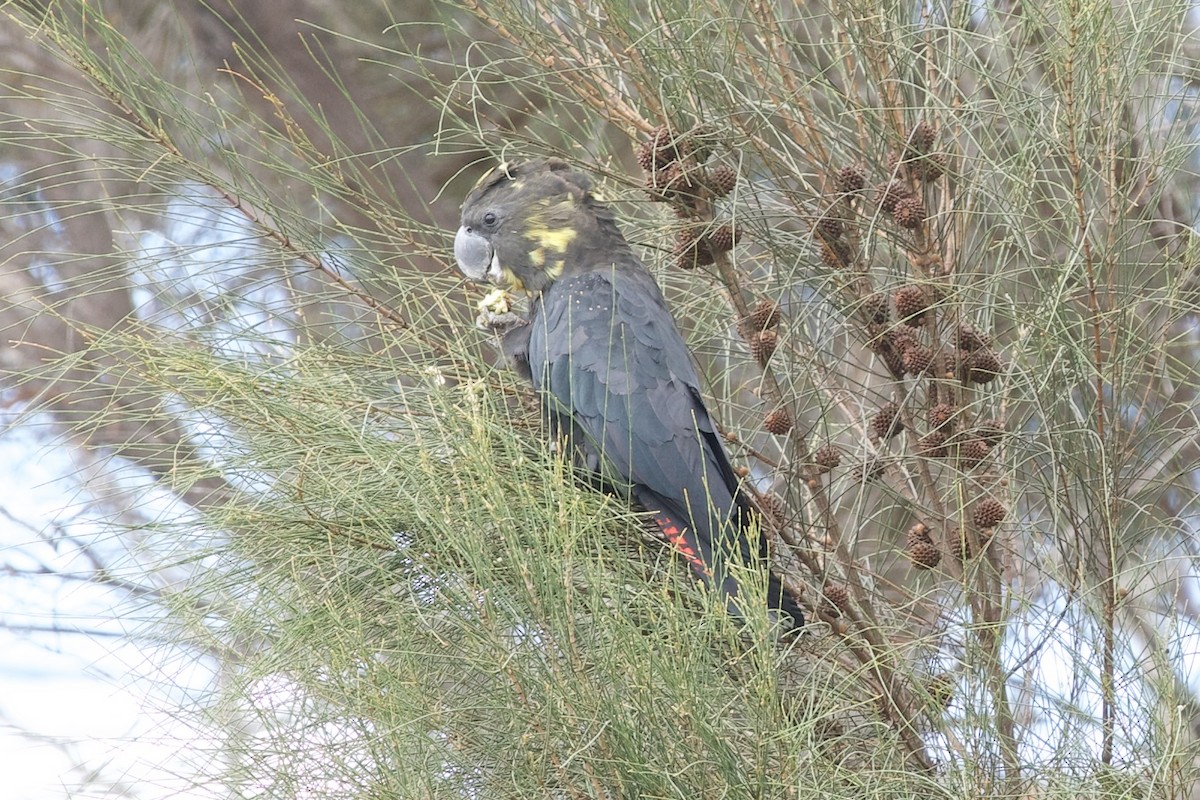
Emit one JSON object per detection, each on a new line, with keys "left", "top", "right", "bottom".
{"left": 476, "top": 288, "right": 526, "bottom": 335}
{"left": 476, "top": 308, "right": 527, "bottom": 335}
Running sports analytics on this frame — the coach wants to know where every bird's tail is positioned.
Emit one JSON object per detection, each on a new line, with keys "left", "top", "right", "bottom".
{"left": 648, "top": 499, "right": 804, "bottom": 628}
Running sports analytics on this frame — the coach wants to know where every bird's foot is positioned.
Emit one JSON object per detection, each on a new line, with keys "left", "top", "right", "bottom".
{"left": 476, "top": 308, "right": 527, "bottom": 336}
{"left": 475, "top": 288, "right": 527, "bottom": 335}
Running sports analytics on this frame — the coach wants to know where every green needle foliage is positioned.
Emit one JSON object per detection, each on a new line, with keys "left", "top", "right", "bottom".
{"left": 1, "top": 0, "right": 1199, "bottom": 798}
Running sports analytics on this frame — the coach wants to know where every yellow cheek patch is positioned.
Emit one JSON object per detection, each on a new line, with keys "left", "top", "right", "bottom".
{"left": 527, "top": 245, "right": 563, "bottom": 282}
{"left": 500, "top": 268, "right": 526, "bottom": 293}
{"left": 527, "top": 225, "right": 577, "bottom": 253}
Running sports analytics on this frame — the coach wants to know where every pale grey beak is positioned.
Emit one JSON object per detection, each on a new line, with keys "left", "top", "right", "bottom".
{"left": 454, "top": 226, "right": 493, "bottom": 283}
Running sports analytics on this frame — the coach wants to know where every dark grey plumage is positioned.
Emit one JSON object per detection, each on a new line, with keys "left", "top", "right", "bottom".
{"left": 455, "top": 158, "right": 803, "bottom": 627}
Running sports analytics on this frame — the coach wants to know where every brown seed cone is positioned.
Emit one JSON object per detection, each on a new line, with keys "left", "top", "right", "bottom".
{"left": 913, "top": 153, "right": 946, "bottom": 182}
{"left": 735, "top": 317, "right": 755, "bottom": 343}
{"left": 819, "top": 239, "right": 854, "bottom": 269}
{"left": 647, "top": 125, "right": 682, "bottom": 166}
{"left": 708, "top": 223, "right": 738, "bottom": 253}
{"left": 905, "top": 522, "right": 932, "bottom": 547}
{"left": 946, "top": 527, "right": 972, "bottom": 562}
{"left": 907, "top": 120, "right": 936, "bottom": 155}
{"left": 674, "top": 251, "right": 704, "bottom": 271}
{"left": 902, "top": 344, "right": 935, "bottom": 376}
{"left": 917, "top": 430, "right": 949, "bottom": 458}
{"left": 749, "top": 298, "right": 781, "bottom": 332}
{"left": 927, "top": 402, "right": 956, "bottom": 431}
{"left": 887, "top": 326, "right": 919, "bottom": 355}
{"left": 908, "top": 120, "right": 936, "bottom": 155}
{"left": 758, "top": 492, "right": 788, "bottom": 523}
{"left": 823, "top": 582, "right": 851, "bottom": 613}
{"left": 973, "top": 497, "right": 1007, "bottom": 528}
{"left": 871, "top": 401, "right": 904, "bottom": 440}
{"left": 862, "top": 293, "right": 890, "bottom": 326}
{"left": 644, "top": 172, "right": 669, "bottom": 203}
{"left": 706, "top": 163, "right": 737, "bottom": 197}
{"left": 851, "top": 458, "right": 887, "bottom": 482}
{"left": 876, "top": 180, "right": 911, "bottom": 214}
{"left": 749, "top": 329, "right": 779, "bottom": 365}
{"left": 893, "top": 196, "right": 926, "bottom": 229}
{"left": 817, "top": 213, "right": 845, "bottom": 241}
{"left": 813, "top": 444, "right": 842, "bottom": 473}
{"left": 958, "top": 437, "right": 991, "bottom": 469}
{"left": 902, "top": 122, "right": 940, "bottom": 163}
{"left": 976, "top": 419, "right": 1005, "bottom": 446}
{"left": 956, "top": 324, "right": 992, "bottom": 352}
{"left": 636, "top": 138, "right": 657, "bottom": 172}
{"left": 764, "top": 407, "right": 792, "bottom": 435}
{"left": 909, "top": 540, "right": 942, "bottom": 570}
{"left": 662, "top": 161, "right": 702, "bottom": 196}
{"left": 647, "top": 163, "right": 701, "bottom": 204}
{"left": 835, "top": 165, "right": 866, "bottom": 194}
{"left": 673, "top": 228, "right": 713, "bottom": 270}
{"left": 967, "top": 348, "right": 1002, "bottom": 384}
{"left": 894, "top": 285, "right": 930, "bottom": 326}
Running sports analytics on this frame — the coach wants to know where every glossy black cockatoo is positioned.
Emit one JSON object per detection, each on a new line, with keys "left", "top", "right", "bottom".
{"left": 453, "top": 158, "right": 803, "bottom": 628}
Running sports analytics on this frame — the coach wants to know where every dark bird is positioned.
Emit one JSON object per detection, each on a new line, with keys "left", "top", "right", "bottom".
{"left": 454, "top": 158, "right": 803, "bottom": 628}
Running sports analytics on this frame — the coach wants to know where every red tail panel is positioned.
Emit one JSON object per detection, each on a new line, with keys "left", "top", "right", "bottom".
{"left": 653, "top": 513, "right": 711, "bottom": 578}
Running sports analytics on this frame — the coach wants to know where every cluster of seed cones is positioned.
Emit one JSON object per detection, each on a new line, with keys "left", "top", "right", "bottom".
{"left": 817, "top": 166, "right": 861, "bottom": 269}
{"left": 855, "top": 245, "right": 1002, "bottom": 488}
{"left": 877, "top": 122, "right": 943, "bottom": 229}
{"left": 819, "top": 121, "right": 1012, "bottom": 579}
{"left": 740, "top": 298, "right": 781, "bottom": 366}
{"left": 825, "top": 493, "right": 1010, "bottom": 618}
{"left": 873, "top": 317, "right": 999, "bottom": 381}
{"left": 891, "top": 121, "right": 945, "bottom": 184}
{"left": 905, "top": 495, "right": 1007, "bottom": 569}
{"left": 819, "top": 121, "right": 947, "bottom": 272}
{"left": 906, "top": 523, "right": 941, "bottom": 569}
{"left": 731, "top": 297, "right": 799, "bottom": 437}
{"left": 866, "top": 318, "right": 1004, "bottom": 472}
{"left": 633, "top": 119, "right": 1014, "bottom": 617}
{"left": 637, "top": 125, "right": 740, "bottom": 270}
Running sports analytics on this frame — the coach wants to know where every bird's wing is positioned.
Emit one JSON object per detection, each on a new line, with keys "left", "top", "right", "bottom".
{"left": 526, "top": 265, "right": 805, "bottom": 627}
{"left": 528, "top": 267, "right": 746, "bottom": 548}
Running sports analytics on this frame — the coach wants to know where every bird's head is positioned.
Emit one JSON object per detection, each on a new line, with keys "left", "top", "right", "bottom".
{"left": 454, "top": 158, "right": 620, "bottom": 294}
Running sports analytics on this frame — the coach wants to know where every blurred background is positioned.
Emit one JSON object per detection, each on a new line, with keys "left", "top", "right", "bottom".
{"left": 3, "top": 1, "right": 1200, "bottom": 798}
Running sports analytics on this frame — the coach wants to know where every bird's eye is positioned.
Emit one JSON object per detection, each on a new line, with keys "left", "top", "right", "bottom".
{"left": 483, "top": 211, "right": 498, "bottom": 227}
